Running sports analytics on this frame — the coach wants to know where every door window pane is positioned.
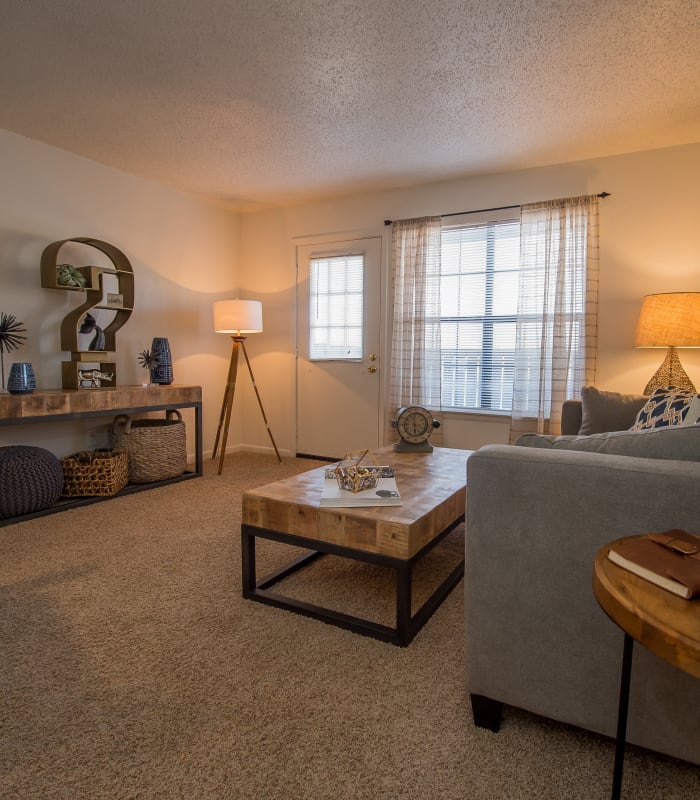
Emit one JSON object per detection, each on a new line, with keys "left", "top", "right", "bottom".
{"left": 309, "top": 254, "right": 364, "bottom": 360}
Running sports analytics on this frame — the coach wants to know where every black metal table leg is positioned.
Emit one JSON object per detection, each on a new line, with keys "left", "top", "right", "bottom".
{"left": 611, "top": 632, "right": 634, "bottom": 800}
{"left": 241, "top": 526, "right": 257, "bottom": 595}
{"left": 396, "top": 563, "right": 412, "bottom": 646}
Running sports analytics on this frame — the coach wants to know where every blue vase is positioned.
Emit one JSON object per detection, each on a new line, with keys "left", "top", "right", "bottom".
{"left": 8, "top": 362, "right": 37, "bottom": 394}
{"left": 150, "top": 338, "right": 173, "bottom": 385}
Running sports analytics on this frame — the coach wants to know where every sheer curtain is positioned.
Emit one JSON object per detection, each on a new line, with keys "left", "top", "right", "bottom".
{"left": 509, "top": 195, "right": 600, "bottom": 443}
{"left": 386, "top": 216, "right": 444, "bottom": 444}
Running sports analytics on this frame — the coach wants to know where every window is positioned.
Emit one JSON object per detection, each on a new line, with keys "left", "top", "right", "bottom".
{"left": 440, "top": 219, "right": 520, "bottom": 412}
{"left": 308, "top": 254, "right": 364, "bottom": 360}
{"left": 390, "top": 198, "right": 597, "bottom": 428}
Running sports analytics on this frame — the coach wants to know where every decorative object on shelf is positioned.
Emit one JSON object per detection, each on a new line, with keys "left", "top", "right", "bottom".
{"left": 79, "top": 312, "right": 106, "bottom": 351}
{"left": 149, "top": 337, "right": 173, "bottom": 384}
{"left": 56, "top": 263, "right": 87, "bottom": 288}
{"left": 40, "top": 237, "right": 135, "bottom": 389}
{"left": 392, "top": 405, "right": 441, "bottom": 452}
{"left": 60, "top": 449, "right": 129, "bottom": 497}
{"left": 212, "top": 299, "right": 282, "bottom": 474}
{"left": 0, "top": 311, "right": 28, "bottom": 392}
{"left": 0, "top": 445, "right": 64, "bottom": 519}
{"left": 111, "top": 410, "right": 187, "bottom": 483}
{"left": 137, "top": 348, "right": 159, "bottom": 386}
{"left": 77, "top": 368, "right": 113, "bottom": 389}
{"left": 635, "top": 292, "right": 700, "bottom": 394}
{"left": 106, "top": 292, "right": 123, "bottom": 308}
{"left": 7, "top": 362, "right": 36, "bottom": 394}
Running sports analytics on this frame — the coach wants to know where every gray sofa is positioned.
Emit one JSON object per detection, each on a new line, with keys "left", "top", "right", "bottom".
{"left": 465, "top": 392, "right": 700, "bottom": 765}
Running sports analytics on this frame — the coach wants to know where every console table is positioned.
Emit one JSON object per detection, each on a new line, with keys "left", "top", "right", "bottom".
{"left": 0, "top": 384, "right": 202, "bottom": 525}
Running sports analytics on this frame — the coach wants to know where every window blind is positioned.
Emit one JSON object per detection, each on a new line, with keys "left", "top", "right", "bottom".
{"left": 440, "top": 220, "right": 520, "bottom": 411}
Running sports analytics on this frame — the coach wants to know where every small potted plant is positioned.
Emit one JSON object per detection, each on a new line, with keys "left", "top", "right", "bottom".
{"left": 137, "top": 348, "right": 160, "bottom": 386}
{"left": 0, "top": 312, "right": 28, "bottom": 392}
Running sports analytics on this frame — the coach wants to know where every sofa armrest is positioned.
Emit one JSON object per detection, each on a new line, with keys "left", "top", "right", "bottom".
{"left": 560, "top": 399, "right": 582, "bottom": 434}
{"left": 465, "top": 444, "right": 700, "bottom": 764}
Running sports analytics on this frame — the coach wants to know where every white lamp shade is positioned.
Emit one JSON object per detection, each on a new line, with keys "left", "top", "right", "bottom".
{"left": 213, "top": 299, "right": 263, "bottom": 334}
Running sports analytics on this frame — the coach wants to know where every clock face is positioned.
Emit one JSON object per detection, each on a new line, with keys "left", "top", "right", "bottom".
{"left": 396, "top": 406, "right": 433, "bottom": 443}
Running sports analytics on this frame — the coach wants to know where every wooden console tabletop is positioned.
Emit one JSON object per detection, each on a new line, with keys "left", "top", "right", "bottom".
{"left": 0, "top": 384, "right": 201, "bottom": 423}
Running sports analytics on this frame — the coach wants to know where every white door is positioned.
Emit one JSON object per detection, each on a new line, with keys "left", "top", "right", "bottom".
{"left": 296, "top": 236, "right": 383, "bottom": 459}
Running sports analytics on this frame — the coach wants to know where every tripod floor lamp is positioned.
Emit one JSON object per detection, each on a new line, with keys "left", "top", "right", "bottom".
{"left": 212, "top": 299, "right": 281, "bottom": 475}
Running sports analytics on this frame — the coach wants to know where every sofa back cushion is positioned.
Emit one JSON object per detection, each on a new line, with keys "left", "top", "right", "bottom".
{"left": 516, "top": 424, "right": 700, "bottom": 461}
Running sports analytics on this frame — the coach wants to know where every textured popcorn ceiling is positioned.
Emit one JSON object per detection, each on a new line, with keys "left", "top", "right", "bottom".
{"left": 1, "top": 0, "right": 699, "bottom": 210}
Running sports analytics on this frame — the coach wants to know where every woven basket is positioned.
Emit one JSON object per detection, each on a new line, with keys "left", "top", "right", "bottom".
{"left": 61, "top": 450, "right": 129, "bottom": 497}
{"left": 111, "top": 410, "right": 187, "bottom": 484}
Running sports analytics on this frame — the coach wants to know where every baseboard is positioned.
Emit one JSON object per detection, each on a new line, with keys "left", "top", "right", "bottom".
{"left": 201, "top": 443, "right": 295, "bottom": 460}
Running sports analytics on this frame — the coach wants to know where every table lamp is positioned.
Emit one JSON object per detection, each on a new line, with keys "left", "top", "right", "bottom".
{"left": 212, "top": 299, "right": 281, "bottom": 474}
{"left": 634, "top": 292, "right": 700, "bottom": 394}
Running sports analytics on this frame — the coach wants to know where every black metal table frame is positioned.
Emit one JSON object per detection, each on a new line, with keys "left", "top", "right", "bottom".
{"left": 241, "top": 514, "right": 465, "bottom": 647}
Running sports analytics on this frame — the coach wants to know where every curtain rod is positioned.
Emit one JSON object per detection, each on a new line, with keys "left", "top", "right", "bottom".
{"left": 382, "top": 192, "right": 611, "bottom": 226}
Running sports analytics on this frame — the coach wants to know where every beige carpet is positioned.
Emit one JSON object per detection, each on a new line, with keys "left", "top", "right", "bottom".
{"left": 1, "top": 452, "right": 698, "bottom": 800}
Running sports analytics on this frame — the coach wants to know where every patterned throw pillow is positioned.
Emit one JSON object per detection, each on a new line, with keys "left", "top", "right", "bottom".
{"left": 630, "top": 388, "right": 700, "bottom": 430}
{"left": 681, "top": 395, "right": 700, "bottom": 426}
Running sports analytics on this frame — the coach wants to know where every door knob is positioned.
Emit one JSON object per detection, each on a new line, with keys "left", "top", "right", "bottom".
{"left": 368, "top": 365, "right": 377, "bottom": 373}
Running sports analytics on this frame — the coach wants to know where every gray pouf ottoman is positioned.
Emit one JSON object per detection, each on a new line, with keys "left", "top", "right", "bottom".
{"left": 0, "top": 445, "right": 64, "bottom": 519}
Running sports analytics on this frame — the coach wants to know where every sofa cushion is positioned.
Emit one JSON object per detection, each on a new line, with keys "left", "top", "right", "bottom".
{"left": 630, "top": 388, "right": 700, "bottom": 430}
{"left": 516, "top": 425, "right": 700, "bottom": 461}
{"left": 578, "top": 385, "right": 647, "bottom": 434}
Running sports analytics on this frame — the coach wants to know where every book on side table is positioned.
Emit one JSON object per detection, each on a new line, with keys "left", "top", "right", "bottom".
{"left": 320, "top": 466, "right": 402, "bottom": 508}
{"left": 608, "top": 529, "right": 700, "bottom": 599}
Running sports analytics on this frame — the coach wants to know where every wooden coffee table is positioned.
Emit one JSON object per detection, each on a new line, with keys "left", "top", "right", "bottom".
{"left": 241, "top": 446, "right": 470, "bottom": 646}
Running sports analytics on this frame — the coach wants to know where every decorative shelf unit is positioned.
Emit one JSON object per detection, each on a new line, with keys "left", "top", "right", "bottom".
{"left": 41, "top": 237, "right": 135, "bottom": 389}
{"left": 0, "top": 385, "right": 203, "bottom": 526}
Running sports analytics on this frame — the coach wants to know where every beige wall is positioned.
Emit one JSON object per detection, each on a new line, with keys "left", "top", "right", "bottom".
{"left": 238, "top": 142, "right": 700, "bottom": 452}
{"left": 2, "top": 131, "right": 698, "bottom": 459}
{"left": 0, "top": 130, "right": 240, "bottom": 459}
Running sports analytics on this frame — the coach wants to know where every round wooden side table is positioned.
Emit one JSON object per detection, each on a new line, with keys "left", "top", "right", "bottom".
{"left": 593, "top": 536, "right": 700, "bottom": 800}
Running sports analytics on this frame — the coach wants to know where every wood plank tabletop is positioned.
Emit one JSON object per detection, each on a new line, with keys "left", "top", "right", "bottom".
{"left": 0, "top": 384, "right": 202, "bottom": 420}
{"left": 242, "top": 445, "right": 471, "bottom": 560}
